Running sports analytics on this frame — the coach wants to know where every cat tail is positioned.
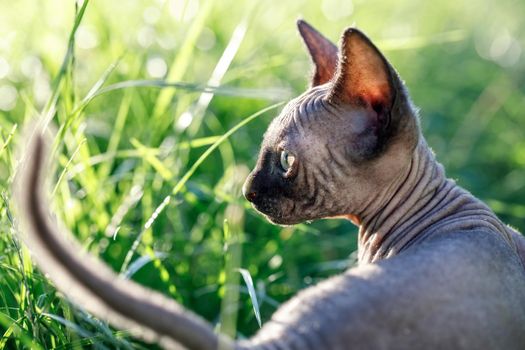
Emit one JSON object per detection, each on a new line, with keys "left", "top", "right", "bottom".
{"left": 13, "top": 130, "right": 236, "bottom": 350}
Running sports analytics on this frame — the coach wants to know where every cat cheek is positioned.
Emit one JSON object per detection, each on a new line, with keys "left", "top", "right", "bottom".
{"left": 348, "top": 111, "right": 370, "bottom": 134}
{"left": 343, "top": 132, "right": 379, "bottom": 162}
{"left": 337, "top": 107, "right": 378, "bottom": 142}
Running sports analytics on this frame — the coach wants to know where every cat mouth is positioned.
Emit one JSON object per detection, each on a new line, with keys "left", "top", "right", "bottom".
{"left": 251, "top": 203, "right": 302, "bottom": 226}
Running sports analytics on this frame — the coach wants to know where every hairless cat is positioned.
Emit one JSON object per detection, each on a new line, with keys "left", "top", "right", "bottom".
{"left": 14, "top": 20, "right": 525, "bottom": 350}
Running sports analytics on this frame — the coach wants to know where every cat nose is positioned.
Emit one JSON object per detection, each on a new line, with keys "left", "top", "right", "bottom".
{"left": 242, "top": 178, "right": 257, "bottom": 202}
{"left": 245, "top": 190, "right": 257, "bottom": 202}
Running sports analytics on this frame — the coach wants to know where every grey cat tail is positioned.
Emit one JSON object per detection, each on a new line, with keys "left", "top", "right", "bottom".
{"left": 14, "top": 131, "right": 234, "bottom": 350}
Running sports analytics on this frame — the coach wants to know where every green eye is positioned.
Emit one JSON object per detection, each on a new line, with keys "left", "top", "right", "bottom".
{"left": 280, "top": 150, "right": 296, "bottom": 172}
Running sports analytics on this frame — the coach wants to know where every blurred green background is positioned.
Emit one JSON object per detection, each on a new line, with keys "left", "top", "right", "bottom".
{"left": 0, "top": 0, "right": 524, "bottom": 348}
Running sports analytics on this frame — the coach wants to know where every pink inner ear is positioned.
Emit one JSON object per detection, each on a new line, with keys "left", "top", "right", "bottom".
{"left": 359, "top": 83, "right": 391, "bottom": 110}
{"left": 330, "top": 28, "right": 394, "bottom": 111}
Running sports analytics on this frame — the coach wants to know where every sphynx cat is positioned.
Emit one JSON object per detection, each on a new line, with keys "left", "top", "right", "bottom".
{"left": 15, "top": 20, "right": 525, "bottom": 350}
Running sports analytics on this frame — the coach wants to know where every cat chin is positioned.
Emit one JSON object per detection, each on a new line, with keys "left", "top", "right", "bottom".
{"left": 264, "top": 216, "right": 294, "bottom": 226}
{"left": 251, "top": 203, "right": 308, "bottom": 225}
{"left": 263, "top": 214, "right": 309, "bottom": 226}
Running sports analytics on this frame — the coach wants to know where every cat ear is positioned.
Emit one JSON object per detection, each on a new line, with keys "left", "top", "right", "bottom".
{"left": 297, "top": 19, "right": 338, "bottom": 87}
{"left": 329, "top": 28, "right": 394, "bottom": 113}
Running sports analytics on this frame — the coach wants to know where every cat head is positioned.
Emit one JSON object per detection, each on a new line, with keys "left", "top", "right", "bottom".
{"left": 243, "top": 20, "right": 420, "bottom": 225}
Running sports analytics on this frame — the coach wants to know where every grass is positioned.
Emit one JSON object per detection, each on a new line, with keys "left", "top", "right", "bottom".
{"left": 0, "top": 0, "right": 524, "bottom": 348}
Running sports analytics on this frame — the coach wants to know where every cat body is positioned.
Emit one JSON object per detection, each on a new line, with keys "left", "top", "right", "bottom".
{"left": 15, "top": 20, "right": 525, "bottom": 349}
{"left": 241, "top": 230, "right": 525, "bottom": 349}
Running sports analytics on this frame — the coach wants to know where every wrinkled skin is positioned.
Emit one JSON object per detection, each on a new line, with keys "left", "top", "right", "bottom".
{"left": 243, "top": 25, "right": 418, "bottom": 226}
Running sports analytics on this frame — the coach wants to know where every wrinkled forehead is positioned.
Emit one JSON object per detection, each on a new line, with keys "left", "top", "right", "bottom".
{"left": 262, "top": 86, "right": 330, "bottom": 148}
{"left": 261, "top": 85, "right": 370, "bottom": 152}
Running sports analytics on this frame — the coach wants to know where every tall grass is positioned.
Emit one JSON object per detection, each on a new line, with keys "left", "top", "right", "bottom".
{"left": 1, "top": 0, "right": 524, "bottom": 348}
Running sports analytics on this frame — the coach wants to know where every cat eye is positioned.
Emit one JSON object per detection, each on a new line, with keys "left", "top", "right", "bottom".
{"left": 280, "top": 150, "right": 296, "bottom": 173}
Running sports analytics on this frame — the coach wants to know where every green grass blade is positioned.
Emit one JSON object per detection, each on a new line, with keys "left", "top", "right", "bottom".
{"left": 184, "top": 19, "right": 248, "bottom": 135}
{"left": 52, "top": 138, "right": 86, "bottom": 196}
{"left": 238, "top": 268, "right": 262, "bottom": 328}
{"left": 41, "top": 0, "right": 90, "bottom": 130}
{"left": 151, "top": 0, "right": 215, "bottom": 123}
{"left": 0, "top": 313, "right": 43, "bottom": 350}
{"left": 93, "top": 80, "right": 290, "bottom": 101}
{"left": 0, "top": 124, "right": 17, "bottom": 160}
{"left": 130, "top": 138, "right": 173, "bottom": 180}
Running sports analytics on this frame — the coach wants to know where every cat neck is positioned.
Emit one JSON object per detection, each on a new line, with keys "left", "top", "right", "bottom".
{"left": 356, "top": 139, "right": 514, "bottom": 264}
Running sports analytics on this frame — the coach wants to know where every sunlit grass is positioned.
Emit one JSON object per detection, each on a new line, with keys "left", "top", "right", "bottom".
{"left": 0, "top": 0, "right": 524, "bottom": 348}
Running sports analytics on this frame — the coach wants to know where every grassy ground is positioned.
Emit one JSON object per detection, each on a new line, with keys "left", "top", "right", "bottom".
{"left": 0, "top": 0, "right": 524, "bottom": 348}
